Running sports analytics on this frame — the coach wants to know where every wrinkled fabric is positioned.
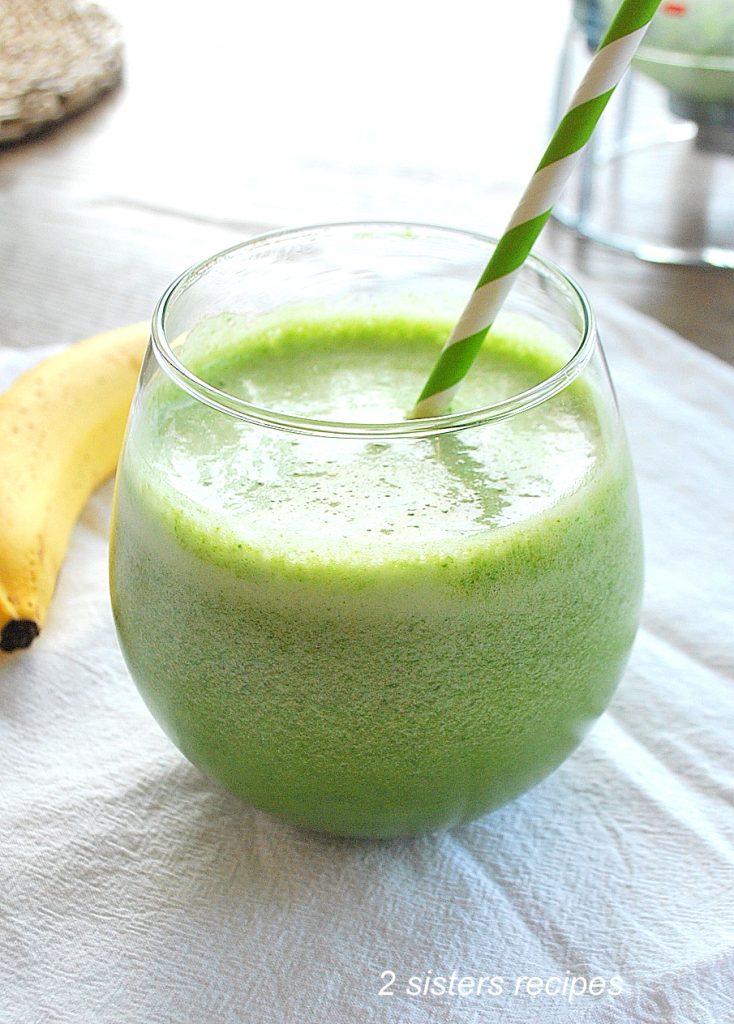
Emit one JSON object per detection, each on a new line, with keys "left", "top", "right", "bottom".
{"left": 1, "top": 299, "right": 732, "bottom": 1024}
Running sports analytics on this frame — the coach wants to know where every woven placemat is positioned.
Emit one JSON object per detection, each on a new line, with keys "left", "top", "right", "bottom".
{"left": 0, "top": 0, "right": 123, "bottom": 144}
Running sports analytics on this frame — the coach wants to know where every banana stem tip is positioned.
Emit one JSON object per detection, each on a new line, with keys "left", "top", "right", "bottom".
{"left": 1, "top": 619, "right": 40, "bottom": 652}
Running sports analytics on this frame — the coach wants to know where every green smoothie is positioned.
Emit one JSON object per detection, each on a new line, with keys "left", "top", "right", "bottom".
{"left": 110, "top": 313, "right": 643, "bottom": 837}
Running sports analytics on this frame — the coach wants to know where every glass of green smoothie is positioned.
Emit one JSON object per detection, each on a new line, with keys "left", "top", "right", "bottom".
{"left": 110, "top": 222, "right": 643, "bottom": 838}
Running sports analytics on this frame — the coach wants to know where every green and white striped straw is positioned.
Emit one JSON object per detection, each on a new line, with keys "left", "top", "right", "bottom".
{"left": 410, "top": 0, "right": 661, "bottom": 419}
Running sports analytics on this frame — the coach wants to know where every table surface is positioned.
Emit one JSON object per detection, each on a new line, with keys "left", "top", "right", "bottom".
{"left": 1, "top": 0, "right": 732, "bottom": 363}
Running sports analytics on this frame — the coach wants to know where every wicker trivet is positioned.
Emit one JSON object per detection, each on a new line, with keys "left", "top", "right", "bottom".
{"left": 0, "top": 1, "right": 123, "bottom": 144}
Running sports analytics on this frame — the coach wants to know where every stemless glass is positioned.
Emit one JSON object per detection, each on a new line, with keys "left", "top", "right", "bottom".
{"left": 110, "top": 223, "right": 643, "bottom": 838}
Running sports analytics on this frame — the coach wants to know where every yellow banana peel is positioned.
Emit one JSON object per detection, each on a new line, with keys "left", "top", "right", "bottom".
{"left": 0, "top": 322, "right": 149, "bottom": 652}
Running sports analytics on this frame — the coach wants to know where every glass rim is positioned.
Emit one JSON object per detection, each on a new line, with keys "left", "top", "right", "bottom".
{"left": 637, "top": 44, "right": 734, "bottom": 74}
{"left": 150, "top": 221, "right": 597, "bottom": 440}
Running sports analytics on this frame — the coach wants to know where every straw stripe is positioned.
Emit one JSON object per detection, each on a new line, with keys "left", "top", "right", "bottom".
{"left": 474, "top": 212, "right": 552, "bottom": 288}
{"left": 506, "top": 153, "right": 581, "bottom": 230}
{"left": 410, "top": 0, "right": 660, "bottom": 419}
{"left": 447, "top": 269, "right": 523, "bottom": 343}
{"left": 571, "top": 26, "right": 650, "bottom": 105}
{"left": 535, "top": 91, "right": 614, "bottom": 171}
{"left": 602, "top": 0, "right": 660, "bottom": 41}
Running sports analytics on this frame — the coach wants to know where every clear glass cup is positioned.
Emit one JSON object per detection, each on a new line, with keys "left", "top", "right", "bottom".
{"left": 564, "top": 1, "right": 734, "bottom": 266}
{"left": 110, "top": 222, "right": 643, "bottom": 838}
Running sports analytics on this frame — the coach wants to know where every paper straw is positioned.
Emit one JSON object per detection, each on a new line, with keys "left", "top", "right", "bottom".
{"left": 409, "top": 0, "right": 661, "bottom": 419}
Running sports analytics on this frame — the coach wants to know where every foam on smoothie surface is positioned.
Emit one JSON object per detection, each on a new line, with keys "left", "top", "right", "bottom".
{"left": 140, "top": 314, "right": 599, "bottom": 566}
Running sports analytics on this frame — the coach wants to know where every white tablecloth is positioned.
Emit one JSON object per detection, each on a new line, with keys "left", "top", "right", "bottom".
{"left": 1, "top": 298, "right": 732, "bottom": 1024}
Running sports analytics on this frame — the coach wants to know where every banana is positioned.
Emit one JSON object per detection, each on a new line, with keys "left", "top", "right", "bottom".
{"left": 0, "top": 322, "right": 149, "bottom": 652}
